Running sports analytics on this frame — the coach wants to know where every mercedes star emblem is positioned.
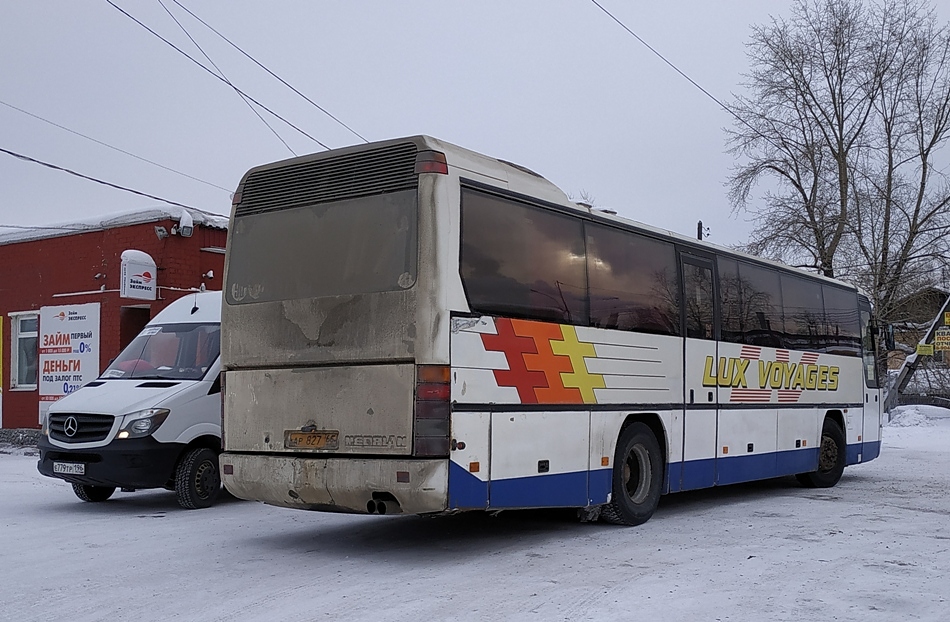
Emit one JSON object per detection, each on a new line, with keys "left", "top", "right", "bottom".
{"left": 64, "top": 416, "right": 79, "bottom": 438}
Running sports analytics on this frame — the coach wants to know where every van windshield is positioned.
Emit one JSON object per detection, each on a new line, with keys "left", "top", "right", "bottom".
{"left": 102, "top": 323, "right": 220, "bottom": 381}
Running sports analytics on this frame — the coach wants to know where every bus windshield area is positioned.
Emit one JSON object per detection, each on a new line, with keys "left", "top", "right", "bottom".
{"left": 102, "top": 323, "right": 220, "bottom": 381}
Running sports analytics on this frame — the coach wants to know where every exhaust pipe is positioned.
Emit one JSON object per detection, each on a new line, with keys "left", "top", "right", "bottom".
{"left": 365, "top": 499, "right": 389, "bottom": 515}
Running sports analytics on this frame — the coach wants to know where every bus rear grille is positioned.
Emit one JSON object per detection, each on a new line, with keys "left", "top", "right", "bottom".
{"left": 236, "top": 143, "right": 419, "bottom": 216}
{"left": 48, "top": 413, "right": 115, "bottom": 443}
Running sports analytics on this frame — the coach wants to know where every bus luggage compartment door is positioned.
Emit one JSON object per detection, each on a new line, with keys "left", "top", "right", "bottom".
{"left": 488, "top": 410, "right": 590, "bottom": 508}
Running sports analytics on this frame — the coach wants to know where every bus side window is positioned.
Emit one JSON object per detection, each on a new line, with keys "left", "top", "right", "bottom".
{"left": 587, "top": 223, "right": 679, "bottom": 336}
{"left": 781, "top": 274, "right": 823, "bottom": 352}
{"left": 682, "top": 262, "right": 714, "bottom": 339}
{"left": 460, "top": 189, "right": 588, "bottom": 324}
{"left": 735, "top": 261, "right": 784, "bottom": 348}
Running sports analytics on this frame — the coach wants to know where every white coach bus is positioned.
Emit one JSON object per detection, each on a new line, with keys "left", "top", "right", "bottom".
{"left": 220, "top": 136, "right": 883, "bottom": 525}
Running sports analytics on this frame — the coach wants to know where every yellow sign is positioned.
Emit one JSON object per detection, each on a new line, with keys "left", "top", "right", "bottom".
{"left": 945, "top": 311, "right": 950, "bottom": 325}
{"left": 917, "top": 343, "right": 935, "bottom": 356}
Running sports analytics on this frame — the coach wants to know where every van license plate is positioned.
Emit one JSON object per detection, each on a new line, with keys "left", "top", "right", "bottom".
{"left": 53, "top": 462, "right": 85, "bottom": 475}
{"left": 284, "top": 431, "right": 339, "bottom": 450}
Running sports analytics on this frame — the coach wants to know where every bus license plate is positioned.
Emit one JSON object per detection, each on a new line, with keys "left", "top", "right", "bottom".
{"left": 53, "top": 462, "right": 85, "bottom": 475}
{"left": 284, "top": 431, "right": 339, "bottom": 450}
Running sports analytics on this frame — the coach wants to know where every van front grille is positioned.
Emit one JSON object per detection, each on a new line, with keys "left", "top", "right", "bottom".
{"left": 48, "top": 413, "right": 115, "bottom": 443}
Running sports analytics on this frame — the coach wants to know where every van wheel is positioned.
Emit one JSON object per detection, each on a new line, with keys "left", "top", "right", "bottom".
{"left": 796, "top": 418, "right": 846, "bottom": 488}
{"left": 72, "top": 483, "right": 115, "bottom": 502}
{"left": 175, "top": 448, "right": 221, "bottom": 509}
{"left": 601, "top": 422, "right": 663, "bottom": 526}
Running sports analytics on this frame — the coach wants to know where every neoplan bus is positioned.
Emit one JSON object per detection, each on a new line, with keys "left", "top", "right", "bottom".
{"left": 220, "top": 136, "right": 883, "bottom": 525}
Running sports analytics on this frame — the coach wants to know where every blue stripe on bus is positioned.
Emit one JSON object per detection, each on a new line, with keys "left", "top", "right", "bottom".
{"left": 450, "top": 443, "right": 879, "bottom": 510}
{"left": 716, "top": 452, "right": 777, "bottom": 485}
{"left": 847, "top": 441, "right": 880, "bottom": 465}
{"left": 448, "top": 460, "right": 488, "bottom": 510}
{"left": 672, "top": 448, "right": 820, "bottom": 490}
{"left": 489, "top": 470, "right": 589, "bottom": 508}
{"left": 677, "top": 458, "right": 716, "bottom": 491}
{"left": 589, "top": 467, "right": 612, "bottom": 505}
{"left": 862, "top": 440, "right": 881, "bottom": 462}
{"left": 448, "top": 461, "right": 614, "bottom": 510}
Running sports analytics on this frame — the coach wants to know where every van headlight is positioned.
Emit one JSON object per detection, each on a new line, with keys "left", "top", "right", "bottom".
{"left": 117, "top": 408, "right": 170, "bottom": 439}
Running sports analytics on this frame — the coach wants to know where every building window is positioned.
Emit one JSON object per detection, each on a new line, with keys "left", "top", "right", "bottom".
{"left": 10, "top": 312, "right": 39, "bottom": 390}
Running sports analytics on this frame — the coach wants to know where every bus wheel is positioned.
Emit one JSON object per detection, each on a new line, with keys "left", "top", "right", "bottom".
{"left": 601, "top": 422, "right": 663, "bottom": 526}
{"left": 175, "top": 448, "right": 221, "bottom": 509}
{"left": 796, "top": 418, "right": 846, "bottom": 488}
{"left": 72, "top": 483, "right": 115, "bottom": 502}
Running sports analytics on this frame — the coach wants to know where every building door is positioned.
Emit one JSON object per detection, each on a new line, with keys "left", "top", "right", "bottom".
{"left": 119, "top": 306, "right": 151, "bottom": 350}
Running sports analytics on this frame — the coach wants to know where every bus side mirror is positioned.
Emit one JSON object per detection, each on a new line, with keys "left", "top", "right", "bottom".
{"left": 880, "top": 324, "right": 895, "bottom": 351}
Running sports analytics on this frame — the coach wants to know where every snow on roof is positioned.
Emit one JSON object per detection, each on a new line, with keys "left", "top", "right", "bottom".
{"left": 0, "top": 206, "right": 229, "bottom": 246}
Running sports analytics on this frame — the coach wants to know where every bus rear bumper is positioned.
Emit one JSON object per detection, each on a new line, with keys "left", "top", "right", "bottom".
{"left": 220, "top": 453, "right": 448, "bottom": 515}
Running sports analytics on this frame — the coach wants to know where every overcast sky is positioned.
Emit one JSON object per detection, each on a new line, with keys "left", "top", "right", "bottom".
{"left": 3, "top": 1, "right": 950, "bottom": 247}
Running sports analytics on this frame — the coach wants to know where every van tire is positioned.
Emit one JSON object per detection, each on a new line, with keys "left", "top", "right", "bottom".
{"left": 72, "top": 483, "right": 115, "bottom": 502}
{"left": 796, "top": 418, "right": 846, "bottom": 488}
{"left": 601, "top": 422, "right": 663, "bottom": 526}
{"left": 175, "top": 448, "right": 221, "bottom": 509}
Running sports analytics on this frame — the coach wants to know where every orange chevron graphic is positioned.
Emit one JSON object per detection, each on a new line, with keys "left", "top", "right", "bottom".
{"left": 482, "top": 318, "right": 606, "bottom": 404}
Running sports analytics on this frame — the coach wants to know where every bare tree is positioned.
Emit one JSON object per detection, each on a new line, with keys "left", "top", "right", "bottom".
{"left": 727, "top": 0, "right": 950, "bottom": 334}
{"left": 727, "top": 0, "right": 881, "bottom": 278}
{"left": 850, "top": 0, "right": 950, "bottom": 321}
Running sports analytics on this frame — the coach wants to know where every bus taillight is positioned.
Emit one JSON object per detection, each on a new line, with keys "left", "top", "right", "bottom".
{"left": 220, "top": 371, "right": 226, "bottom": 451}
{"left": 414, "top": 365, "right": 451, "bottom": 457}
{"left": 414, "top": 151, "right": 448, "bottom": 175}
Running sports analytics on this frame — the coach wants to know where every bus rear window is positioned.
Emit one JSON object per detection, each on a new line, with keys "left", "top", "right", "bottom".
{"left": 226, "top": 190, "right": 417, "bottom": 304}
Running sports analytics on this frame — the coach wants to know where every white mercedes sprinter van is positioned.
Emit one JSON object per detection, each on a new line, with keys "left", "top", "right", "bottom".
{"left": 38, "top": 291, "right": 223, "bottom": 509}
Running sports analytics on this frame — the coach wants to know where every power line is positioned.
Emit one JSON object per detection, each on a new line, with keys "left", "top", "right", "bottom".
{"left": 105, "top": 0, "right": 330, "bottom": 150}
{"left": 171, "top": 0, "right": 367, "bottom": 143}
{"left": 0, "top": 98, "right": 232, "bottom": 192}
{"left": 588, "top": 1, "right": 779, "bottom": 151}
{"left": 158, "top": 0, "right": 296, "bottom": 156}
{"left": 0, "top": 146, "right": 200, "bottom": 210}
{"left": 589, "top": 2, "right": 735, "bottom": 113}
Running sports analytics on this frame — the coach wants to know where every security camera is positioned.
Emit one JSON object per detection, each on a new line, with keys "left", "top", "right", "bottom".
{"left": 178, "top": 210, "right": 194, "bottom": 238}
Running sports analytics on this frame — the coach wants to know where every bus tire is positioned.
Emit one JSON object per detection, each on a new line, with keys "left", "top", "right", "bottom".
{"left": 72, "top": 483, "right": 115, "bottom": 502}
{"left": 796, "top": 418, "right": 846, "bottom": 488}
{"left": 601, "top": 422, "right": 663, "bottom": 526}
{"left": 175, "top": 447, "right": 221, "bottom": 509}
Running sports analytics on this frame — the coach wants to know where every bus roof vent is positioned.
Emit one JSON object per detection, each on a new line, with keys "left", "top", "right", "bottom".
{"left": 236, "top": 142, "right": 419, "bottom": 216}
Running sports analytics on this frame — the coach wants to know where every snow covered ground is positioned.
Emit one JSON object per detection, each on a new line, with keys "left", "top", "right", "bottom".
{"left": 1, "top": 407, "right": 948, "bottom": 622}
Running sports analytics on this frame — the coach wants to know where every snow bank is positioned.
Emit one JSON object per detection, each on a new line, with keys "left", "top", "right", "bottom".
{"left": 0, "top": 443, "right": 39, "bottom": 457}
{"left": 888, "top": 406, "right": 936, "bottom": 427}
{"left": 888, "top": 404, "right": 950, "bottom": 427}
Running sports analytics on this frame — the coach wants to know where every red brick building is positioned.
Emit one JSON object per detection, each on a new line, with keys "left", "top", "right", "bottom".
{"left": 0, "top": 207, "right": 227, "bottom": 429}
